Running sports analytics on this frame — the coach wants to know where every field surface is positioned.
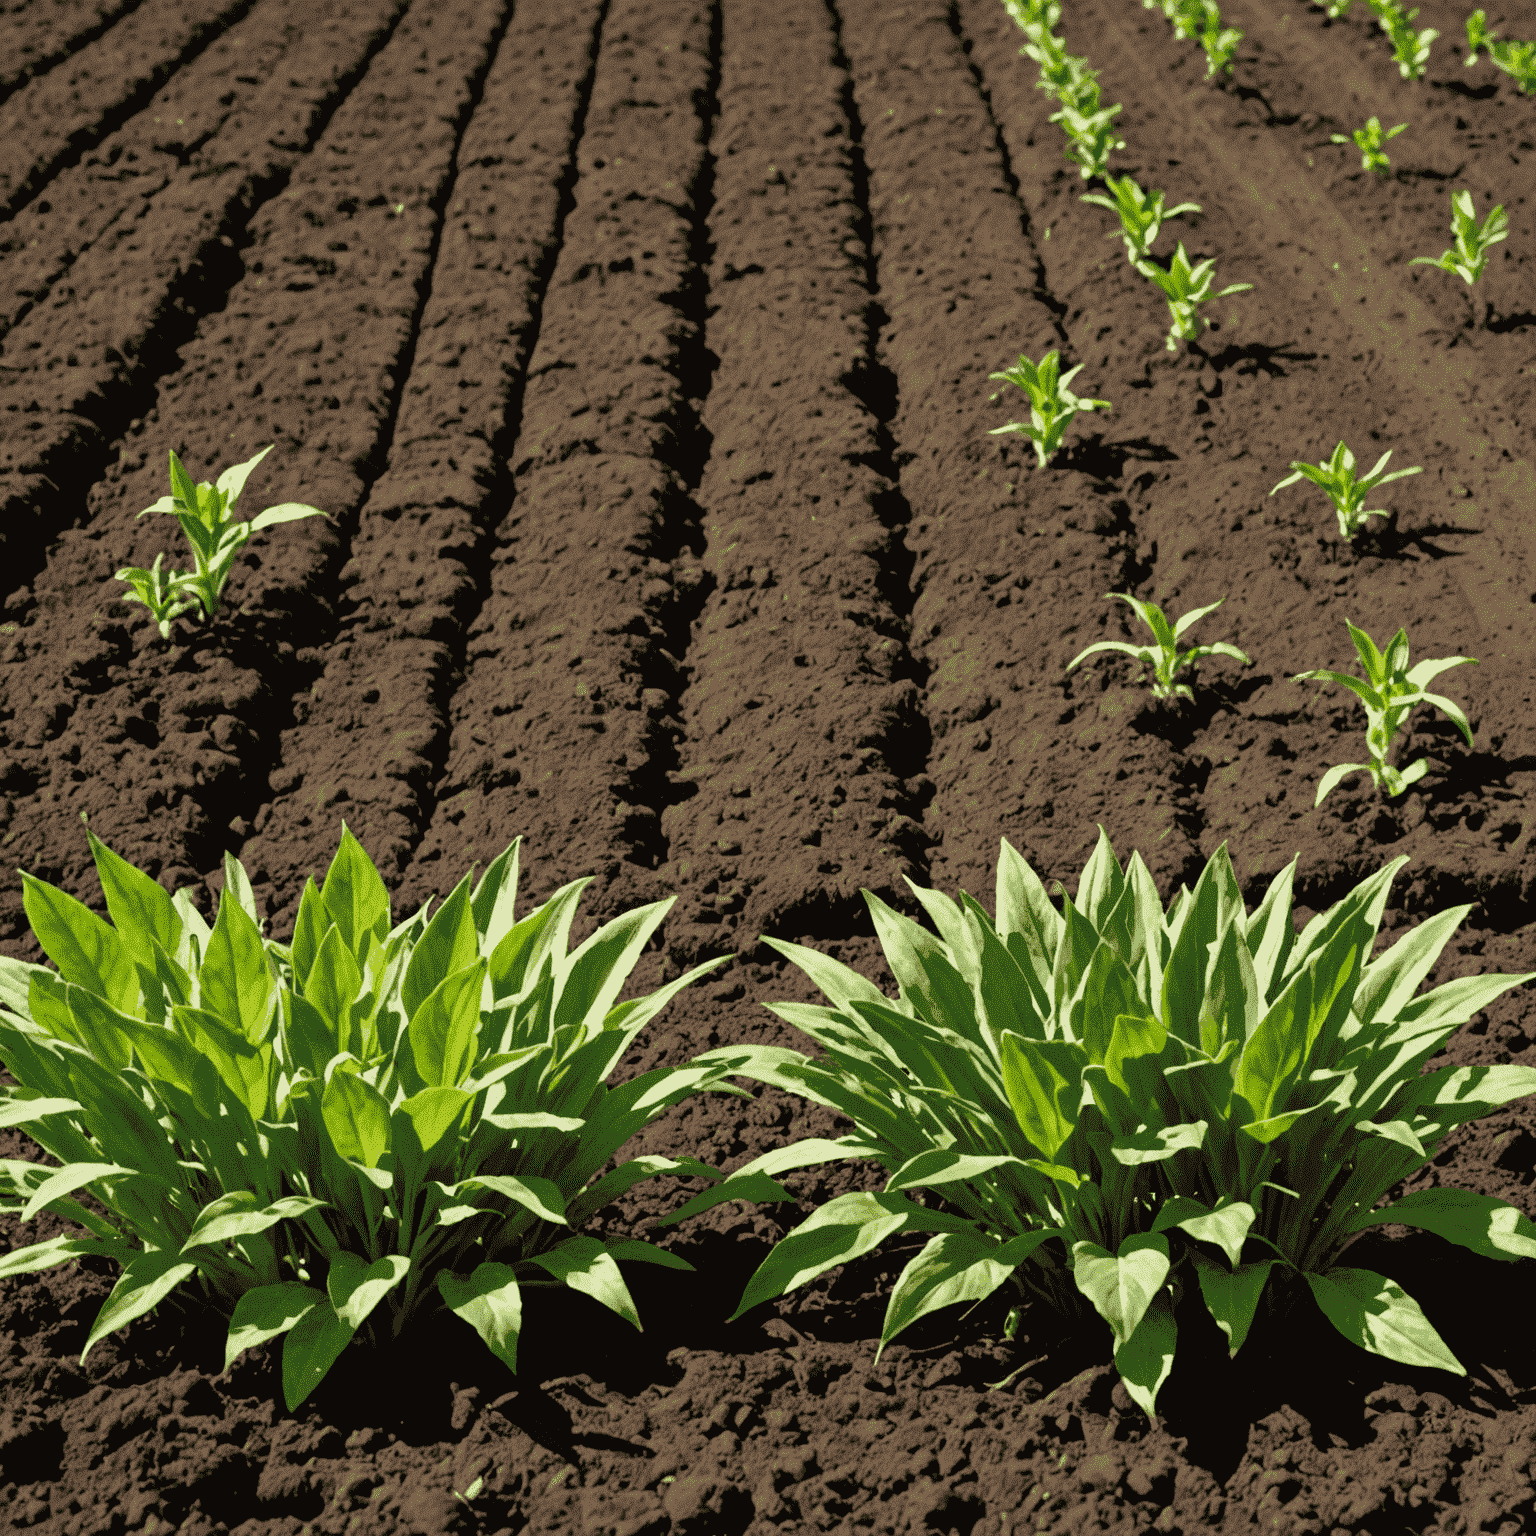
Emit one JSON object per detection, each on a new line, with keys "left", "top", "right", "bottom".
{"left": 1, "top": 0, "right": 1535, "bottom": 1531}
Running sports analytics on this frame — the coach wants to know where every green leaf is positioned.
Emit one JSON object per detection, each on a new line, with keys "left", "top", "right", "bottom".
{"left": 1189, "top": 1250, "right": 1274, "bottom": 1356}
{"left": 438, "top": 1262, "right": 521, "bottom": 1373}
{"left": 879, "top": 1229, "right": 1039, "bottom": 1352}
{"left": 526, "top": 1233, "right": 642, "bottom": 1328}
{"left": 81, "top": 1246, "right": 200, "bottom": 1362}
{"left": 1343, "top": 1187, "right": 1536, "bottom": 1259}
{"left": 1111, "top": 1286, "right": 1177, "bottom": 1419}
{"left": 555, "top": 898, "right": 674, "bottom": 1039}
{"left": 1245, "top": 859, "right": 1297, "bottom": 1004}
{"left": 999, "top": 1033, "right": 1087, "bottom": 1160}
{"left": 1071, "top": 1231, "right": 1171, "bottom": 1351}
{"left": 1076, "top": 941, "right": 1150, "bottom": 1064}
{"left": 995, "top": 838, "right": 1063, "bottom": 987}
{"left": 182, "top": 1191, "right": 331, "bottom": 1255}
{"left": 487, "top": 878, "right": 589, "bottom": 1002}
{"left": 21, "top": 871, "right": 138, "bottom": 1016}
{"left": 403, "top": 874, "right": 481, "bottom": 1024}
{"left": 1074, "top": 825, "right": 1127, "bottom": 935}
{"left": 85, "top": 832, "right": 183, "bottom": 980}
{"left": 1306, "top": 1267, "right": 1463, "bottom": 1374}
{"left": 1233, "top": 961, "right": 1314, "bottom": 1123}
{"left": 321, "top": 1067, "right": 392, "bottom": 1169}
{"left": 174, "top": 1005, "right": 275, "bottom": 1125}
{"left": 1152, "top": 1195, "right": 1256, "bottom": 1269}
{"left": 884, "top": 1149, "right": 1030, "bottom": 1192}
{"left": 728, "top": 1191, "right": 973, "bottom": 1320}
{"left": 319, "top": 826, "right": 393, "bottom": 958}
{"left": 393, "top": 1086, "right": 473, "bottom": 1165}
{"left": 460, "top": 1171, "right": 568, "bottom": 1226}
{"left": 0, "top": 1231, "right": 128, "bottom": 1279}
{"left": 200, "top": 888, "right": 276, "bottom": 1049}
{"left": 405, "top": 961, "right": 485, "bottom": 1090}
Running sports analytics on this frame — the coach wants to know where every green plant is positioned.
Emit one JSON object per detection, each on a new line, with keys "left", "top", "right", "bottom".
{"left": 1410, "top": 190, "right": 1509, "bottom": 286}
{"left": 1465, "top": 11, "right": 1536, "bottom": 93}
{"left": 0, "top": 828, "right": 743, "bottom": 1412}
{"left": 1065, "top": 592, "right": 1251, "bottom": 704}
{"left": 1134, "top": 242, "right": 1253, "bottom": 350}
{"left": 1146, "top": 0, "right": 1243, "bottom": 77}
{"left": 1080, "top": 175, "right": 1202, "bottom": 263}
{"left": 114, "top": 446, "right": 331, "bottom": 640}
{"left": 1367, "top": 0, "right": 1436, "bottom": 78}
{"left": 1269, "top": 440, "right": 1421, "bottom": 542}
{"left": 1050, "top": 100, "right": 1127, "bottom": 180}
{"left": 987, "top": 350, "right": 1111, "bottom": 468}
{"left": 1294, "top": 619, "right": 1478, "bottom": 805}
{"left": 662, "top": 831, "right": 1536, "bottom": 1419}
{"left": 1330, "top": 116, "right": 1407, "bottom": 174}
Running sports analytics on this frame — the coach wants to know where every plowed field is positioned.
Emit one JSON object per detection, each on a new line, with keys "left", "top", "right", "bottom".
{"left": 2, "top": 0, "right": 1535, "bottom": 1531}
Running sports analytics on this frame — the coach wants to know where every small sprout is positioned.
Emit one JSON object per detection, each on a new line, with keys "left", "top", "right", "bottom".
{"left": 1368, "top": 0, "right": 1437, "bottom": 78}
{"left": 1410, "top": 189, "right": 1509, "bottom": 286}
{"left": 1294, "top": 619, "right": 1477, "bottom": 805}
{"left": 1080, "top": 173, "right": 1202, "bottom": 263}
{"left": 987, "top": 350, "right": 1111, "bottom": 468}
{"left": 1465, "top": 11, "right": 1536, "bottom": 92}
{"left": 1270, "top": 440, "right": 1420, "bottom": 543}
{"left": 1067, "top": 592, "right": 1251, "bottom": 705}
{"left": 1330, "top": 116, "right": 1407, "bottom": 174}
{"left": 1134, "top": 242, "right": 1253, "bottom": 350}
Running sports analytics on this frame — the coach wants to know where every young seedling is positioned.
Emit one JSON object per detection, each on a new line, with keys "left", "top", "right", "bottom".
{"left": 1410, "top": 189, "right": 1509, "bottom": 285}
{"left": 1147, "top": 0, "right": 1243, "bottom": 77}
{"left": 1294, "top": 618, "right": 1477, "bottom": 804}
{"left": 988, "top": 351, "right": 1111, "bottom": 468}
{"left": 1080, "top": 174, "right": 1202, "bottom": 262}
{"left": 1049, "top": 100, "right": 1127, "bottom": 180}
{"left": 1465, "top": 11, "right": 1536, "bottom": 92}
{"left": 1066, "top": 592, "right": 1251, "bottom": 704}
{"left": 1134, "top": 242, "right": 1253, "bottom": 350}
{"left": 1330, "top": 116, "right": 1407, "bottom": 174}
{"left": 1270, "top": 439, "right": 1421, "bottom": 542}
{"left": 1368, "top": 0, "right": 1437, "bottom": 78}
{"left": 116, "top": 446, "right": 331, "bottom": 640}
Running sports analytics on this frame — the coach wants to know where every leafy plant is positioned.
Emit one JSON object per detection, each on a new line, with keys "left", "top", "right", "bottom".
{"left": 115, "top": 447, "right": 331, "bottom": 640}
{"left": 987, "top": 350, "right": 1111, "bottom": 468}
{"left": 0, "top": 828, "right": 742, "bottom": 1412}
{"left": 1269, "top": 439, "right": 1421, "bottom": 542}
{"left": 1080, "top": 175, "right": 1202, "bottom": 263}
{"left": 1410, "top": 190, "right": 1509, "bottom": 286}
{"left": 1146, "top": 0, "right": 1243, "bottom": 77}
{"left": 1066, "top": 592, "right": 1251, "bottom": 704}
{"left": 664, "top": 831, "right": 1536, "bottom": 1419}
{"left": 1134, "top": 242, "right": 1253, "bottom": 350}
{"left": 1294, "top": 619, "right": 1478, "bottom": 805}
{"left": 1368, "top": 0, "right": 1437, "bottom": 78}
{"left": 1465, "top": 11, "right": 1536, "bottom": 93}
{"left": 1330, "top": 116, "right": 1407, "bottom": 174}
{"left": 1050, "top": 100, "right": 1127, "bottom": 180}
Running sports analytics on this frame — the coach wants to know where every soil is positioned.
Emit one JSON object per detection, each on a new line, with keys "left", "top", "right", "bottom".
{"left": 0, "top": 0, "right": 1534, "bottom": 1531}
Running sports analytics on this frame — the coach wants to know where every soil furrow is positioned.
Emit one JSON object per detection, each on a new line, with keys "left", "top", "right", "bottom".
{"left": 226, "top": 0, "right": 611, "bottom": 945}
{"left": 400, "top": 0, "right": 721, "bottom": 930}
{"left": 0, "top": 0, "right": 509, "bottom": 959}
{"left": 834, "top": 0, "right": 1194, "bottom": 904}
{"left": 0, "top": 0, "right": 256, "bottom": 218}
{"left": 0, "top": 0, "right": 398, "bottom": 345}
{"left": 651, "top": 0, "right": 932, "bottom": 966}
{"left": 0, "top": 0, "right": 141, "bottom": 102}
{"left": 0, "top": 0, "right": 409, "bottom": 582}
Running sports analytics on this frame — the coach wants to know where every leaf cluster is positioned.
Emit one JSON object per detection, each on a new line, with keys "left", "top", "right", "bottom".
{"left": 1066, "top": 593, "right": 1250, "bottom": 704}
{"left": 987, "top": 350, "right": 1111, "bottom": 469}
{"left": 115, "top": 448, "right": 331, "bottom": 640}
{"left": 1009, "top": 2, "right": 1125, "bottom": 179}
{"left": 1270, "top": 438, "right": 1421, "bottom": 541}
{"left": 1410, "top": 189, "right": 1509, "bottom": 286}
{"left": 1465, "top": 11, "right": 1536, "bottom": 93}
{"left": 670, "top": 832, "right": 1535, "bottom": 1418}
{"left": 1145, "top": 0, "right": 1244, "bottom": 78}
{"left": 1134, "top": 243, "right": 1253, "bottom": 351}
{"left": 1080, "top": 174, "right": 1202, "bottom": 263}
{"left": 1367, "top": 0, "right": 1438, "bottom": 78}
{"left": 0, "top": 830, "right": 740, "bottom": 1410}
{"left": 1330, "top": 116, "right": 1407, "bottom": 174}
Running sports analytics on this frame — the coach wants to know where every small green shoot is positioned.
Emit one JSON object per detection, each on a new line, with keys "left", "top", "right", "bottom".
{"left": 1080, "top": 174, "right": 1202, "bottom": 262}
{"left": 1465, "top": 11, "right": 1536, "bottom": 92}
{"left": 1134, "top": 242, "right": 1253, "bottom": 350}
{"left": 1330, "top": 116, "right": 1407, "bottom": 174}
{"left": 1066, "top": 592, "right": 1251, "bottom": 704}
{"left": 1270, "top": 440, "right": 1421, "bottom": 542}
{"left": 1368, "top": 0, "right": 1437, "bottom": 78}
{"left": 115, "top": 446, "right": 331, "bottom": 640}
{"left": 1294, "top": 619, "right": 1477, "bottom": 804}
{"left": 1410, "top": 189, "right": 1509, "bottom": 285}
{"left": 988, "top": 350, "right": 1111, "bottom": 468}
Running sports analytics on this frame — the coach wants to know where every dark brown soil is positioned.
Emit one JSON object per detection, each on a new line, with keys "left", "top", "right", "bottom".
{"left": 1, "top": 0, "right": 1534, "bottom": 1531}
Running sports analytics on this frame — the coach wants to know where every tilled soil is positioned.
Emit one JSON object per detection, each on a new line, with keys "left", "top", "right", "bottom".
{"left": 0, "top": 0, "right": 1534, "bottom": 1531}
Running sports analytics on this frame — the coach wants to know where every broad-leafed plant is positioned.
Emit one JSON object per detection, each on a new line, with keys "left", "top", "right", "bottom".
{"left": 663, "top": 831, "right": 1536, "bottom": 1419}
{"left": 115, "top": 447, "right": 331, "bottom": 640}
{"left": 1331, "top": 116, "right": 1407, "bottom": 174}
{"left": 1270, "top": 439, "right": 1421, "bottom": 542}
{"left": 0, "top": 828, "right": 741, "bottom": 1412}
{"left": 987, "top": 350, "right": 1111, "bottom": 468}
{"left": 1066, "top": 592, "right": 1251, "bottom": 704}
{"left": 1135, "top": 243, "right": 1252, "bottom": 350}
{"left": 1080, "top": 175, "right": 1202, "bottom": 263}
{"left": 1410, "top": 190, "right": 1509, "bottom": 286}
{"left": 1294, "top": 619, "right": 1478, "bottom": 805}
